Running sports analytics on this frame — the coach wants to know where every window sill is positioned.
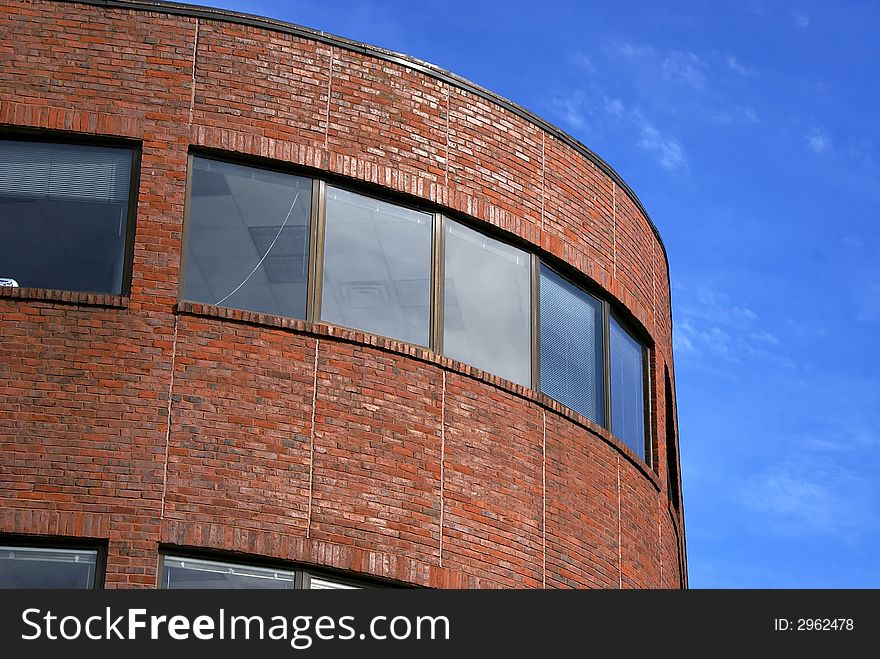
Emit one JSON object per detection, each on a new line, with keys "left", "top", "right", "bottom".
{"left": 0, "top": 287, "right": 129, "bottom": 308}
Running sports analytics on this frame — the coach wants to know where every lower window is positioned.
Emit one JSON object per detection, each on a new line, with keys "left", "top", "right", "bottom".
{"left": 0, "top": 544, "right": 100, "bottom": 589}
{"left": 160, "top": 554, "right": 365, "bottom": 589}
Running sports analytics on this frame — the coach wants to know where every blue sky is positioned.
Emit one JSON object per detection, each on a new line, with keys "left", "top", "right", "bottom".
{"left": 201, "top": 0, "right": 880, "bottom": 587}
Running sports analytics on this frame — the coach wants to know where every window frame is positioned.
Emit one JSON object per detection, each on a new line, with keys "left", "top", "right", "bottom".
{"left": 179, "top": 149, "right": 655, "bottom": 466}
{"left": 535, "top": 262, "right": 606, "bottom": 426}
{"left": 608, "top": 308, "right": 652, "bottom": 464}
{"left": 314, "top": 182, "right": 439, "bottom": 348}
{"left": 179, "top": 151, "right": 317, "bottom": 319}
{"left": 440, "top": 215, "right": 535, "bottom": 386}
{"left": 157, "top": 547, "right": 402, "bottom": 589}
{"left": 534, "top": 257, "right": 652, "bottom": 466}
{"left": 0, "top": 534, "right": 107, "bottom": 589}
{"left": 0, "top": 128, "right": 141, "bottom": 297}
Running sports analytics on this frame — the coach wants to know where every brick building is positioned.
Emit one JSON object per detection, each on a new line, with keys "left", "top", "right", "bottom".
{"left": 0, "top": 0, "right": 685, "bottom": 588}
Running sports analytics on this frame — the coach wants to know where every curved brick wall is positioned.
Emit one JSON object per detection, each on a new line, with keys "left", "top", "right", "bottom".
{"left": 0, "top": 0, "right": 685, "bottom": 588}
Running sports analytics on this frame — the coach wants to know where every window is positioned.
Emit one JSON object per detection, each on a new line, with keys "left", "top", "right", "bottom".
{"left": 182, "top": 156, "right": 312, "bottom": 318}
{"left": 160, "top": 554, "right": 369, "bottom": 589}
{"left": 610, "top": 315, "right": 647, "bottom": 459}
{"left": 321, "top": 186, "right": 432, "bottom": 345}
{"left": 665, "top": 367, "right": 680, "bottom": 509}
{"left": 178, "top": 153, "right": 655, "bottom": 464}
{"left": 0, "top": 139, "right": 135, "bottom": 295}
{"left": 0, "top": 545, "right": 100, "bottom": 589}
{"left": 306, "top": 575, "right": 359, "bottom": 590}
{"left": 443, "top": 220, "right": 531, "bottom": 386}
{"left": 539, "top": 265, "right": 605, "bottom": 426}
{"left": 161, "top": 555, "right": 296, "bottom": 589}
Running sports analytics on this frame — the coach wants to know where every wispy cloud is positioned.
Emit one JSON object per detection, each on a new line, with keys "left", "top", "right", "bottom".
{"left": 712, "top": 106, "right": 759, "bottom": 125}
{"left": 673, "top": 283, "right": 792, "bottom": 366}
{"left": 570, "top": 52, "right": 595, "bottom": 74}
{"left": 855, "top": 281, "right": 880, "bottom": 325}
{"left": 549, "top": 90, "right": 589, "bottom": 130}
{"left": 662, "top": 51, "right": 707, "bottom": 89}
{"left": 726, "top": 54, "right": 753, "bottom": 77}
{"left": 806, "top": 127, "right": 832, "bottom": 154}
{"left": 743, "top": 453, "right": 876, "bottom": 538}
{"left": 633, "top": 113, "right": 688, "bottom": 170}
{"left": 609, "top": 40, "right": 656, "bottom": 59}
{"left": 789, "top": 9, "right": 810, "bottom": 29}
{"left": 548, "top": 86, "right": 688, "bottom": 172}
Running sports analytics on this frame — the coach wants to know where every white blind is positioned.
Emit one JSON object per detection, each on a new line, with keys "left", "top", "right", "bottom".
{"left": 163, "top": 555, "right": 296, "bottom": 583}
{"left": 539, "top": 266, "right": 604, "bottom": 425}
{"left": 0, "top": 140, "right": 132, "bottom": 203}
{"left": 0, "top": 546, "right": 96, "bottom": 565}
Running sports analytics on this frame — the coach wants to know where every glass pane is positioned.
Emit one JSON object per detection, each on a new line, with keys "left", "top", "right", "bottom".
{"left": 321, "top": 186, "right": 432, "bottom": 346}
{"left": 183, "top": 157, "right": 312, "bottom": 319}
{"left": 308, "top": 575, "right": 358, "bottom": 589}
{"left": 161, "top": 555, "right": 296, "bottom": 589}
{"left": 0, "top": 140, "right": 133, "bottom": 294}
{"left": 539, "top": 265, "right": 604, "bottom": 425}
{"left": 610, "top": 316, "right": 646, "bottom": 459}
{"left": 0, "top": 546, "right": 97, "bottom": 589}
{"left": 443, "top": 220, "right": 531, "bottom": 386}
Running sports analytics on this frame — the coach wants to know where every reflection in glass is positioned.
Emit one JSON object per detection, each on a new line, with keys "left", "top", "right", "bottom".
{"left": 610, "top": 316, "right": 646, "bottom": 458}
{"left": 0, "top": 546, "right": 97, "bottom": 589}
{"left": 308, "top": 575, "right": 358, "bottom": 589}
{"left": 183, "top": 157, "right": 312, "bottom": 318}
{"left": 0, "top": 140, "right": 133, "bottom": 294}
{"left": 539, "top": 266, "right": 604, "bottom": 425}
{"left": 443, "top": 220, "right": 531, "bottom": 386}
{"left": 321, "top": 186, "right": 432, "bottom": 345}
{"left": 161, "top": 556, "right": 296, "bottom": 589}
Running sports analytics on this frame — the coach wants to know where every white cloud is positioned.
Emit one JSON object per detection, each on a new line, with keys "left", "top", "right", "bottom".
{"left": 789, "top": 9, "right": 810, "bottom": 28}
{"left": 662, "top": 51, "right": 707, "bottom": 89}
{"left": 671, "top": 282, "right": 799, "bottom": 367}
{"left": 743, "top": 456, "right": 874, "bottom": 537}
{"left": 855, "top": 281, "right": 880, "bottom": 325}
{"left": 807, "top": 127, "right": 832, "bottom": 154}
{"left": 571, "top": 52, "right": 595, "bottom": 74}
{"left": 800, "top": 426, "right": 880, "bottom": 453}
{"left": 674, "top": 321, "right": 737, "bottom": 361}
{"left": 549, "top": 91, "right": 589, "bottom": 130}
{"left": 604, "top": 96, "right": 624, "bottom": 117}
{"left": 634, "top": 114, "right": 688, "bottom": 170}
{"left": 610, "top": 40, "right": 656, "bottom": 58}
{"left": 548, "top": 85, "right": 688, "bottom": 173}
{"left": 842, "top": 234, "right": 862, "bottom": 249}
{"left": 711, "top": 106, "right": 759, "bottom": 126}
{"left": 726, "top": 54, "right": 753, "bottom": 77}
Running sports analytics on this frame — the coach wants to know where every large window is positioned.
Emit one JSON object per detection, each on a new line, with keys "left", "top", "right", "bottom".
{"left": 443, "top": 220, "right": 531, "bottom": 387}
{"left": 179, "top": 154, "right": 650, "bottom": 463}
{"left": 321, "top": 186, "right": 432, "bottom": 345}
{"left": 539, "top": 265, "right": 605, "bottom": 426}
{"left": 0, "top": 545, "right": 100, "bottom": 589}
{"left": 182, "top": 156, "right": 312, "bottom": 318}
{"left": 160, "top": 554, "right": 365, "bottom": 589}
{"left": 610, "top": 315, "right": 647, "bottom": 459}
{"left": 0, "top": 139, "right": 135, "bottom": 295}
